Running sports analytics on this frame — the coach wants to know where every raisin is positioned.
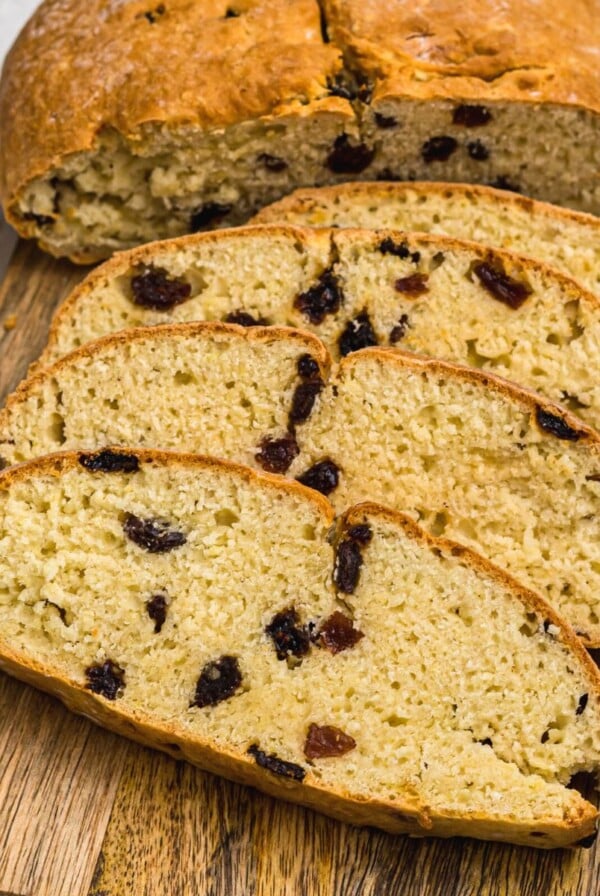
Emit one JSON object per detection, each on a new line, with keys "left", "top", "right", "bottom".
{"left": 294, "top": 269, "right": 343, "bottom": 324}
{"left": 297, "top": 354, "right": 320, "bottom": 379}
{"left": 296, "top": 459, "right": 340, "bottom": 495}
{"left": 123, "top": 514, "right": 187, "bottom": 553}
{"left": 394, "top": 273, "right": 429, "bottom": 296}
{"left": 304, "top": 723, "right": 356, "bottom": 759}
{"left": 334, "top": 539, "right": 363, "bottom": 593}
{"left": 576, "top": 693, "right": 589, "bottom": 715}
{"left": 255, "top": 434, "right": 299, "bottom": 473}
{"left": 472, "top": 261, "right": 532, "bottom": 309}
{"left": 265, "top": 607, "right": 310, "bottom": 661}
{"left": 130, "top": 266, "right": 191, "bottom": 311}
{"left": 575, "top": 832, "right": 598, "bottom": 848}
{"left": 247, "top": 744, "right": 306, "bottom": 781}
{"left": 23, "top": 212, "right": 54, "bottom": 227}
{"left": 452, "top": 105, "right": 492, "bottom": 127}
{"left": 326, "top": 74, "right": 355, "bottom": 100}
{"left": 348, "top": 524, "right": 372, "bottom": 544}
{"left": 224, "top": 7, "right": 240, "bottom": 17}
{"left": 289, "top": 381, "right": 324, "bottom": 426}
{"left": 586, "top": 474, "right": 600, "bottom": 482}
{"left": 535, "top": 407, "right": 583, "bottom": 442}
{"left": 374, "top": 112, "right": 398, "bottom": 128}
{"left": 338, "top": 311, "right": 378, "bottom": 356}
{"left": 192, "top": 655, "right": 242, "bottom": 707}
{"left": 45, "top": 600, "right": 67, "bottom": 624}
{"left": 85, "top": 660, "right": 125, "bottom": 700}
{"left": 489, "top": 176, "right": 520, "bottom": 193}
{"left": 467, "top": 140, "right": 489, "bottom": 161}
{"left": 190, "top": 202, "right": 232, "bottom": 231}
{"left": 357, "top": 83, "right": 374, "bottom": 103}
{"left": 478, "top": 737, "right": 493, "bottom": 747}
{"left": 146, "top": 593, "right": 168, "bottom": 634}
{"left": 326, "top": 135, "right": 375, "bottom": 174}
{"left": 142, "top": 3, "right": 165, "bottom": 23}
{"left": 79, "top": 450, "right": 140, "bottom": 474}
{"left": 378, "top": 238, "right": 420, "bottom": 263}
{"left": 541, "top": 729, "right": 550, "bottom": 743}
{"left": 224, "top": 310, "right": 268, "bottom": 327}
{"left": 257, "top": 153, "right": 288, "bottom": 172}
{"left": 390, "top": 314, "right": 410, "bottom": 343}
{"left": 317, "top": 611, "right": 364, "bottom": 654}
{"left": 421, "top": 136, "right": 458, "bottom": 163}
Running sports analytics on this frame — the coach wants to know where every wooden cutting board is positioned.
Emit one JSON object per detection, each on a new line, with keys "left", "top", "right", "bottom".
{"left": 0, "top": 234, "right": 599, "bottom": 896}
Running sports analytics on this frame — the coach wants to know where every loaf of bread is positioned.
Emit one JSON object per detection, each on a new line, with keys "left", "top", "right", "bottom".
{"left": 253, "top": 181, "right": 600, "bottom": 298}
{"left": 0, "top": 321, "right": 330, "bottom": 468}
{"left": 2, "top": 1, "right": 600, "bottom": 261}
{"left": 40, "top": 225, "right": 600, "bottom": 430}
{"left": 5, "top": 327, "right": 600, "bottom": 646}
{"left": 1, "top": 449, "right": 599, "bottom": 848}
{"left": 289, "top": 349, "right": 600, "bottom": 647}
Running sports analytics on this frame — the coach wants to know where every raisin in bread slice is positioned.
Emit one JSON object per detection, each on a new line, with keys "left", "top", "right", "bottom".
{"left": 40, "top": 225, "right": 600, "bottom": 429}
{"left": 1, "top": 450, "right": 599, "bottom": 849}
{"left": 252, "top": 181, "right": 600, "bottom": 298}
{"left": 289, "top": 350, "right": 600, "bottom": 647}
{"left": 0, "top": 321, "right": 330, "bottom": 469}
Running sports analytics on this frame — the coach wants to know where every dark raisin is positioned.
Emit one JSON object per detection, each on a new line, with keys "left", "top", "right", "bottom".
{"left": 357, "top": 82, "right": 374, "bottom": 103}
{"left": 257, "top": 153, "right": 288, "bottom": 172}
{"left": 45, "top": 600, "right": 67, "bottom": 624}
{"left": 326, "top": 135, "right": 375, "bottom": 174}
{"left": 296, "top": 459, "right": 340, "bottom": 495}
{"left": 348, "top": 524, "right": 373, "bottom": 544}
{"left": 338, "top": 311, "right": 378, "bottom": 356}
{"left": 255, "top": 434, "right": 299, "bottom": 473}
{"left": 576, "top": 693, "right": 589, "bottom": 715}
{"left": 130, "top": 266, "right": 191, "bottom": 311}
{"left": 317, "top": 611, "right": 364, "bottom": 654}
{"left": 374, "top": 112, "right": 398, "bottom": 128}
{"left": 390, "top": 314, "right": 410, "bottom": 343}
{"left": 85, "top": 660, "right": 125, "bottom": 700}
{"left": 297, "top": 354, "right": 320, "bottom": 379}
{"left": 289, "top": 380, "right": 324, "bottom": 426}
{"left": 247, "top": 744, "right": 306, "bottom": 781}
{"left": 535, "top": 407, "right": 583, "bottom": 442}
{"left": 541, "top": 729, "right": 550, "bottom": 743}
{"left": 472, "top": 261, "right": 532, "bottom": 309}
{"left": 224, "top": 7, "right": 240, "bottom": 17}
{"left": 79, "top": 450, "right": 140, "bottom": 474}
{"left": 452, "top": 104, "right": 492, "bottom": 127}
{"left": 489, "top": 176, "right": 521, "bottom": 193}
{"left": 378, "top": 238, "right": 420, "bottom": 263}
{"left": 146, "top": 593, "right": 168, "bottom": 634}
{"left": 586, "top": 474, "right": 600, "bottom": 482}
{"left": 543, "top": 619, "right": 553, "bottom": 633}
{"left": 123, "top": 514, "right": 187, "bottom": 553}
{"left": 304, "top": 723, "right": 356, "bottom": 759}
{"left": 265, "top": 607, "right": 311, "bottom": 661}
{"left": 23, "top": 212, "right": 54, "bottom": 227}
{"left": 224, "top": 310, "right": 268, "bottom": 327}
{"left": 326, "top": 74, "right": 355, "bottom": 100}
{"left": 190, "top": 202, "right": 232, "bottom": 231}
{"left": 191, "top": 655, "right": 242, "bottom": 707}
{"left": 394, "top": 273, "right": 429, "bottom": 296}
{"left": 467, "top": 140, "right": 490, "bottom": 161}
{"left": 575, "top": 831, "right": 598, "bottom": 848}
{"left": 334, "top": 539, "right": 363, "bottom": 593}
{"left": 478, "top": 737, "right": 493, "bottom": 747}
{"left": 421, "top": 136, "right": 458, "bottom": 163}
{"left": 142, "top": 3, "right": 165, "bottom": 23}
{"left": 294, "top": 268, "right": 343, "bottom": 324}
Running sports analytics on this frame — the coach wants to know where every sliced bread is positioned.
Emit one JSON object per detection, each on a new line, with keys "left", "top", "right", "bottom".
{"left": 252, "top": 181, "right": 600, "bottom": 298}
{"left": 290, "top": 349, "right": 600, "bottom": 646}
{"left": 0, "top": 449, "right": 598, "bottom": 848}
{"left": 39, "top": 225, "right": 600, "bottom": 430}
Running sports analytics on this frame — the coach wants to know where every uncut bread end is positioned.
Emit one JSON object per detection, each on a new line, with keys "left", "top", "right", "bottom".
{"left": 0, "top": 451, "right": 598, "bottom": 848}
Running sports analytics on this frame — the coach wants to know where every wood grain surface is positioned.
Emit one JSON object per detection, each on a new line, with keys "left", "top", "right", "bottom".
{"left": 0, "top": 232, "right": 598, "bottom": 896}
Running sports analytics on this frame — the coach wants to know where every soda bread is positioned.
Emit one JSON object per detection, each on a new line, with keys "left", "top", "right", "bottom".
{"left": 0, "top": 450, "right": 599, "bottom": 848}
{"left": 2, "top": 1, "right": 600, "bottom": 260}
{"left": 253, "top": 181, "right": 600, "bottom": 298}
{"left": 39, "top": 225, "right": 600, "bottom": 430}
{"left": 4, "top": 330, "right": 600, "bottom": 645}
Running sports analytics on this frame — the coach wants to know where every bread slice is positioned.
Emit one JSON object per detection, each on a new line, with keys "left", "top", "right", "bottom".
{"left": 289, "top": 349, "right": 600, "bottom": 647}
{"left": 0, "top": 321, "right": 330, "bottom": 468}
{"left": 252, "top": 181, "right": 600, "bottom": 298}
{"left": 1, "top": 449, "right": 599, "bottom": 848}
{"left": 40, "top": 225, "right": 600, "bottom": 430}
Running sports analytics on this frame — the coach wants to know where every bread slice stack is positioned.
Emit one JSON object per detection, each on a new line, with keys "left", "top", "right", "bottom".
{"left": 0, "top": 450, "right": 598, "bottom": 848}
